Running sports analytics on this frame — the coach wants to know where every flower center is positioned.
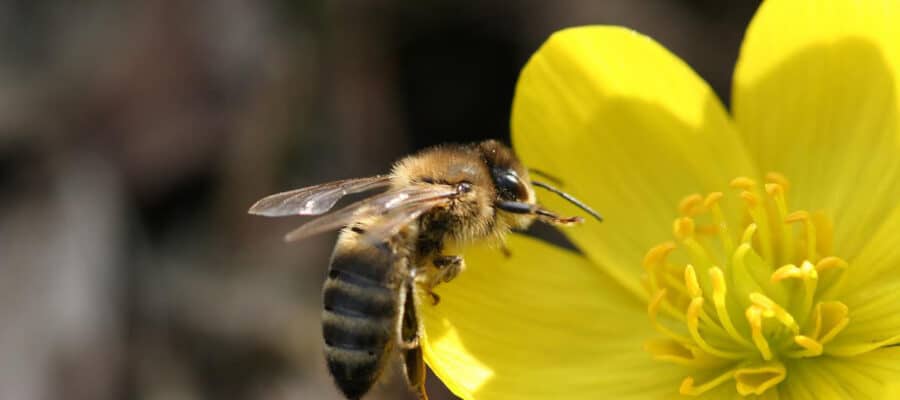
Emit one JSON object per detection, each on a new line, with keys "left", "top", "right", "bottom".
{"left": 642, "top": 174, "right": 851, "bottom": 397}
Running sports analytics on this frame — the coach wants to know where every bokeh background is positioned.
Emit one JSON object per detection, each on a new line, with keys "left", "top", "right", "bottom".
{"left": 0, "top": 1, "right": 761, "bottom": 399}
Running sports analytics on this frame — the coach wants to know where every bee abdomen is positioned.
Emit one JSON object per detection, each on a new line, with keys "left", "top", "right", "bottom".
{"left": 323, "top": 238, "right": 398, "bottom": 399}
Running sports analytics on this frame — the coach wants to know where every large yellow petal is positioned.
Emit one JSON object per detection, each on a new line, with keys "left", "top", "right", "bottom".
{"left": 421, "top": 236, "right": 687, "bottom": 400}
{"left": 829, "top": 204, "right": 900, "bottom": 351}
{"left": 781, "top": 348, "right": 900, "bottom": 400}
{"left": 733, "top": 0, "right": 900, "bottom": 259}
{"left": 512, "top": 26, "right": 756, "bottom": 298}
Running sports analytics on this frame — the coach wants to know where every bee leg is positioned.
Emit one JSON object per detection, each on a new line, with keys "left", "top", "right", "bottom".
{"left": 432, "top": 255, "right": 465, "bottom": 284}
{"left": 402, "top": 345, "right": 429, "bottom": 400}
{"left": 424, "top": 255, "right": 465, "bottom": 305}
{"left": 400, "top": 279, "right": 430, "bottom": 400}
{"left": 500, "top": 243, "right": 512, "bottom": 258}
{"left": 395, "top": 279, "right": 419, "bottom": 350}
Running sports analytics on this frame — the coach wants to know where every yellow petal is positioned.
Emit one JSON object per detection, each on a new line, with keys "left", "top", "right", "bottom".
{"left": 733, "top": 0, "right": 900, "bottom": 258}
{"left": 420, "top": 236, "right": 686, "bottom": 399}
{"left": 828, "top": 205, "right": 900, "bottom": 353}
{"left": 781, "top": 347, "right": 900, "bottom": 400}
{"left": 512, "top": 26, "right": 755, "bottom": 298}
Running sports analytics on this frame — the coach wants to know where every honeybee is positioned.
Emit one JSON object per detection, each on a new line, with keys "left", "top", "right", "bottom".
{"left": 249, "top": 140, "right": 601, "bottom": 400}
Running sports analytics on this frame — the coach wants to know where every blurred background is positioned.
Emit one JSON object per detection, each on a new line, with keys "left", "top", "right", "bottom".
{"left": 0, "top": 1, "right": 760, "bottom": 399}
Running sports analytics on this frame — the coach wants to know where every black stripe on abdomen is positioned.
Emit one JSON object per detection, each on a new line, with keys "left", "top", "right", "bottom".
{"left": 322, "top": 239, "right": 398, "bottom": 399}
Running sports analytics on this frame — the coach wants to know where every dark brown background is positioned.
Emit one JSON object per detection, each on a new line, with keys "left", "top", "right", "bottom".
{"left": 0, "top": 1, "right": 759, "bottom": 399}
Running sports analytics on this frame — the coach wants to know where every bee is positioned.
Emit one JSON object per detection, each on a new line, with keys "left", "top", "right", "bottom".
{"left": 248, "top": 140, "right": 601, "bottom": 400}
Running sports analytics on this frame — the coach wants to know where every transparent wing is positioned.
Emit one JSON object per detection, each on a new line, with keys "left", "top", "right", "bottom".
{"left": 248, "top": 175, "right": 391, "bottom": 217}
{"left": 357, "top": 198, "right": 451, "bottom": 245}
{"left": 284, "top": 185, "right": 458, "bottom": 242}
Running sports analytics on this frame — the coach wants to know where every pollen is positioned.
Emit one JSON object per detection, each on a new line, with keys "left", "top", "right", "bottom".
{"left": 642, "top": 173, "right": 853, "bottom": 397}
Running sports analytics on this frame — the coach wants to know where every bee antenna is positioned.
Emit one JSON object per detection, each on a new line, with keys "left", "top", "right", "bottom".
{"left": 527, "top": 168, "right": 565, "bottom": 186}
{"left": 531, "top": 181, "right": 603, "bottom": 222}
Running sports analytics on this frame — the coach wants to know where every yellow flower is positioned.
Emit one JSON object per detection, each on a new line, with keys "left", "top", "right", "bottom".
{"left": 419, "top": 1, "right": 900, "bottom": 399}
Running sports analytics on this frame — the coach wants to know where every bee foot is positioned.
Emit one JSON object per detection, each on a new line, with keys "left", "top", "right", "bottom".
{"left": 433, "top": 255, "right": 465, "bottom": 284}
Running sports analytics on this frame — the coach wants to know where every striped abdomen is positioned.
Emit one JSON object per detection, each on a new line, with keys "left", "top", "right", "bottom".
{"left": 322, "top": 230, "right": 399, "bottom": 400}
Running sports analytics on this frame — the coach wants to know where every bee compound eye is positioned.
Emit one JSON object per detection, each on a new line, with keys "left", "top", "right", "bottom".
{"left": 491, "top": 167, "right": 527, "bottom": 201}
{"left": 456, "top": 182, "right": 473, "bottom": 193}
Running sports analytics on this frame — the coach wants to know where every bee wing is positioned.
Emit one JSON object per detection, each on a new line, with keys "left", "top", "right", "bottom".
{"left": 284, "top": 185, "right": 458, "bottom": 242}
{"left": 248, "top": 175, "right": 392, "bottom": 217}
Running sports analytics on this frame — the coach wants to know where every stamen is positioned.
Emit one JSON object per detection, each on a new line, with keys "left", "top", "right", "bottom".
{"left": 679, "top": 194, "right": 705, "bottom": 216}
{"left": 680, "top": 366, "right": 741, "bottom": 396}
{"left": 764, "top": 172, "right": 790, "bottom": 192}
{"left": 746, "top": 306, "right": 773, "bottom": 360}
{"left": 765, "top": 183, "right": 793, "bottom": 264}
{"left": 734, "top": 362, "right": 787, "bottom": 396}
{"left": 741, "top": 190, "right": 773, "bottom": 263}
{"left": 686, "top": 298, "right": 746, "bottom": 360}
{"left": 814, "top": 256, "right": 847, "bottom": 273}
{"left": 741, "top": 223, "right": 757, "bottom": 245}
{"left": 644, "top": 173, "right": 861, "bottom": 397}
{"left": 675, "top": 217, "right": 715, "bottom": 270}
{"left": 730, "top": 176, "right": 757, "bottom": 190}
{"left": 704, "top": 192, "right": 734, "bottom": 255}
{"left": 648, "top": 289, "right": 691, "bottom": 343}
{"left": 643, "top": 242, "right": 677, "bottom": 294}
{"left": 684, "top": 265, "right": 702, "bottom": 298}
{"left": 788, "top": 335, "right": 823, "bottom": 357}
{"left": 785, "top": 211, "right": 817, "bottom": 261}
{"left": 644, "top": 339, "right": 728, "bottom": 368}
{"left": 709, "top": 267, "right": 752, "bottom": 346}
{"left": 749, "top": 293, "right": 799, "bottom": 334}
{"left": 674, "top": 217, "right": 695, "bottom": 240}
{"left": 812, "top": 301, "right": 849, "bottom": 344}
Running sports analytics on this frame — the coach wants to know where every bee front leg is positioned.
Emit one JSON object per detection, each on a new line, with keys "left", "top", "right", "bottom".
{"left": 424, "top": 255, "right": 465, "bottom": 305}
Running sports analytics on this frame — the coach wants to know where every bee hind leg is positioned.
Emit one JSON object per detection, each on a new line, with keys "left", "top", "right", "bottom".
{"left": 400, "top": 279, "right": 430, "bottom": 399}
{"left": 395, "top": 279, "right": 420, "bottom": 350}
{"left": 403, "top": 345, "right": 429, "bottom": 400}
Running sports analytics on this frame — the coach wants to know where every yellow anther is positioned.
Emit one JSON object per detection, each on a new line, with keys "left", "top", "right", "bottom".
{"left": 771, "top": 264, "right": 803, "bottom": 282}
{"left": 784, "top": 210, "right": 810, "bottom": 223}
{"left": 740, "top": 190, "right": 759, "bottom": 208}
{"left": 684, "top": 265, "right": 703, "bottom": 298}
{"left": 643, "top": 242, "right": 677, "bottom": 270}
{"left": 730, "top": 176, "right": 757, "bottom": 190}
{"left": 815, "top": 256, "right": 847, "bottom": 273}
{"left": 764, "top": 183, "right": 783, "bottom": 197}
{"left": 765, "top": 172, "right": 790, "bottom": 192}
{"left": 674, "top": 217, "right": 696, "bottom": 240}
{"left": 734, "top": 362, "right": 787, "bottom": 396}
{"left": 791, "top": 335, "right": 823, "bottom": 357}
{"left": 746, "top": 306, "right": 773, "bottom": 360}
{"left": 679, "top": 194, "right": 705, "bottom": 216}
{"left": 703, "top": 192, "right": 723, "bottom": 208}
{"left": 749, "top": 293, "right": 799, "bottom": 334}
